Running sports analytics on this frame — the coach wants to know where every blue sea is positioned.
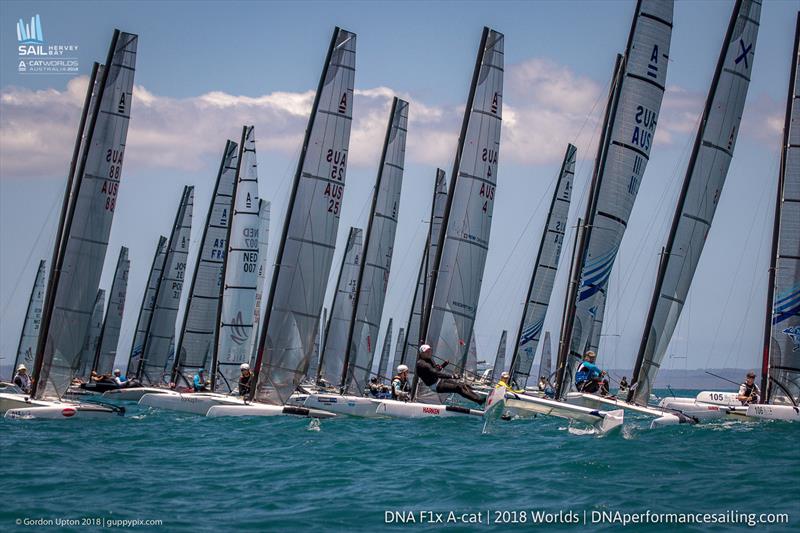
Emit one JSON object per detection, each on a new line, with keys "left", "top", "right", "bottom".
{"left": 1, "top": 389, "right": 797, "bottom": 533}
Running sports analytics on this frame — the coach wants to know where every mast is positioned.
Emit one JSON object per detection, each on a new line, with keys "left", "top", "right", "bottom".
{"left": 629, "top": 0, "right": 760, "bottom": 404}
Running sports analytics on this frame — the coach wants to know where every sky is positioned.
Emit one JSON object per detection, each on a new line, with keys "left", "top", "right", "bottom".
{"left": 0, "top": 0, "right": 797, "bottom": 380}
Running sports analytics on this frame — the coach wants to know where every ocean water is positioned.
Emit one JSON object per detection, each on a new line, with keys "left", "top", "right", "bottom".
{"left": 1, "top": 390, "right": 797, "bottom": 533}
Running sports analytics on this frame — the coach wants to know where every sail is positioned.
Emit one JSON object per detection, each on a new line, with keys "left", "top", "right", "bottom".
{"left": 421, "top": 27, "right": 504, "bottom": 381}
{"left": 215, "top": 126, "right": 262, "bottom": 391}
{"left": 252, "top": 27, "right": 357, "bottom": 405}
{"left": 77, "top": 290, "right": 106, "bottom": 378}
{"left": 172, "top": 141, "right": 238, "bottom": 386}
{"left": 509, "top": 145, "right": 575, "bottom": 387}
{"left": 538, "top": 330, "right": 553, "bottom": 383}
{"left": 247, "top": 199, "right": 271, "bottom": 364}
{"left": 765, "top": 13, "right": 800, "bottom": 405}
{"left": 630, "top": 0, "right": 759, "bottom": 404}
{"left": 344, "top": 98, "right": 408, "bottom": 393}
{"left": 14, "top": 260, "right": 46, "bottom": 373}
{"left": 307, "top": 307, "right": 326, "bottom": 381}
{"left": 140, "top": 186, "right": 194, "bottom": 385}
{"left": 558, "top": 1, "right": 673, "bottom": 397}
{"left": 389, "top": 326, "right": 405, "bottom": 380}
{"left": 492, "top": 330, "right": 508, "bottom": 381}
{"left": 402, "top": 170, "right": 447, "bottom": 383}
{"left": 94, "top": 246, "right": 130, "bottom": 374}
{"left": 127, "top": 236, "right": 167, "bottom": 375}
{"left": 33, "top": 31, "right": 138, "bottom": 399}
{"left": 465, "top": 330, "right": 478, "bottom": 378}
{"left": 376, "top": 318, "right": 394, "bottom": 381}
{"left": 317, "top": 227, "right": 362, "bottom": 386}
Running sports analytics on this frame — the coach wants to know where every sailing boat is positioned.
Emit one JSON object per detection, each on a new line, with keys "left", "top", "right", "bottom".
{"left": 388, "top": 326, "right": 405, "bottom": 384}
{"left": 304, "top": 98, "right": 408, "bottom": 417}
{"left": 376, "top": 318, "right": 394, "bottom": 383}
{"left": 5, "top": 30, "right": 138, "bottom": 419}
{"left": 376, "top": 27, "right": 503, "bottom": 419}
{"left": 93, "top": 247, "right": 130, "bottom": 376}
{"left": 11, "top": 260, "right": 47, "bottom": 377}
{"left": 74, "top": 290, "right": 106, "bottom": 382}
{"left": 490, "top": 330, "right": 507, "bottom": 382}
{"left": 207, "top": 27, "right": 356, "bottom": 419}
{"left": 247, "top": 199, "right": 271, "bottom": 366}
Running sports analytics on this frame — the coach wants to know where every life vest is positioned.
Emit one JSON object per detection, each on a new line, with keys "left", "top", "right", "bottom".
{"left": 391, "top": 376, "right": 409, "bottom": 399}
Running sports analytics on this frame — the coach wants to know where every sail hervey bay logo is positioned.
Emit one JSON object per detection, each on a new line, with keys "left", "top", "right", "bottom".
{"left": 17, "top": 14, "right": 44, "bottom": 44}
{"left": 16, "top": 13, "right": 79, "bottom": 74}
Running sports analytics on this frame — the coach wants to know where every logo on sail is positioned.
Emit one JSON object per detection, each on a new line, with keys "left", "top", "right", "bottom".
{"left": 17, "top": 15, "right": 44, "bottom": 44}
{"left": 519, "top": 320, "right": 543, "bottom": 346}
{"left": 579, "top": 246, "right": 619, "bottom": 302}
{"left": 783, "top": 326, "right": 800, "bottom": 352}
{"left": 230, "top": 311, "right": 249, "bottom": 345}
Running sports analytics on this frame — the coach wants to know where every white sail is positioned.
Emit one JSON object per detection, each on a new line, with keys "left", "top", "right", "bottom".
{"left": 127, "top": 235, "right": 167, "bottom": 376}
{"left": 766, "top": 13, "right": 800, "bottom": 405}
{"left": 140, "top": 186, "right": 194, "bottom": 385}
{"left": 344, "top": 98, "right": 408, "bottom": 393}
{"left": 317, "top": 227, "right": 362, "bottom": 386}
{"left": 216, "top": 126, "right": 262, "bottom": 391}
{"left": 558, "top": 1, "right": 673, "bottom": 396}
{"left": 630, "top": 0, "right": 759, "bottom": 404}
{"left": 34, "top": 31, "right": 138, "bottom": 400}
{"left": 492, "top": 330, "right": 508, "bottom": 381}
{"left": 389, "top": 326, "right": 405, "bottom": 380}
{"left": 377, "top": 318, "right": 393, "bottom": 381}
{"left": 509, "top": 145, "right": 575, "bottom": 387}
{"left": 422, "top": 27, "right": 504, "bottom": 387}
{"left": 172, "top": 140, "right": 238, "bottom": 386}
{"left": 538, "top": 330, "right": 553, "bottom": 383}
{"left": 465, "top": 329, "right": 478, "bottom": 378}
{"left": 77, "top": 289, "right": 106, "bottom": 378}
{"left": 307, "top": 306, "right": 326, "bottom": 381}
{"left": 247, "top": 199, "right": 271, "bottom": 364}
{"left": 253, "top": 27, "right": 357, "bottom": 405}
{"left": 14, "top": 259, "right": 46, "bottom": 372}
{"left": 94, "top": 246, "right": 130, "bottom": 374}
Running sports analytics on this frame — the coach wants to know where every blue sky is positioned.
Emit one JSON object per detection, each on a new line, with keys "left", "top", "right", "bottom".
{"left": 1, "top": 0, "right": 797, "bottom": 380}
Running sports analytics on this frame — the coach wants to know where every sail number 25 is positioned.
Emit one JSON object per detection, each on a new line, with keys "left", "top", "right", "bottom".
{"left": 325, "top": 148, "right": 347, "bottom": 215}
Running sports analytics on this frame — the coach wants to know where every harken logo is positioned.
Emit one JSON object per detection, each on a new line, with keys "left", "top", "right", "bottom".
{"left": 17, "top": 14, "right": 44, "bottom": 44}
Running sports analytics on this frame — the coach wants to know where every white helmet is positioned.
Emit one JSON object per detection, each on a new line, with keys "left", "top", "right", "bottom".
{"left": 397, "top": 364, "right": 409, "bottom": 373}
{"left": 17, "top": 364, "right": 27, "bottom": 372}
{"left": 240, "top": 363, "right": 250, "bottom": 371}
{"left": 501, "top": 371, "right": 510, "bottom": 379}
{"left": 418, "top": 344, "right": 431, "bottom": 354}
{"left": 114, "top": 369, "right": 121, "bottom": 375}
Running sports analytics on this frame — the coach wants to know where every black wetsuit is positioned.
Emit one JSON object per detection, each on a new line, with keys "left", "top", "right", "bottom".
{"left": 415, "top": 358, "right": 484, "bottom": 405}
{"left": 238, "top": 373, "right": 252, "bottom": 397}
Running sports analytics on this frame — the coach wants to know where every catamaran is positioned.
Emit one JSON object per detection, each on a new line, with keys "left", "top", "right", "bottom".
{"left": 6, "top": 30, "right": 138, "bottom": 419}
{"left": 206, "top": 27, "right": 356, "bottom": 419}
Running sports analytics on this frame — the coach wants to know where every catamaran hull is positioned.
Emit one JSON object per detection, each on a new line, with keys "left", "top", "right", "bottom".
{"left": 504, "top": 393, "right": 623, "bottom": 433}
{"left": 746, "top": 403, "right": 800, "bottom": 421}
{"left": 139, "top": 392, "right": 244, "bottom": 415}
{"left": 4, "top": 402, "right": 124, "bottom": 420}
{"left": 205, "top": 403, "right": 336, "bottom": 418}
{"left": 373, "top": 399, "right": 483, "bottom": 418}
{"left": 658, "top": 397, "right": 749, "bottom": 421}
{"left": 102, "top": 387, "right": 176, "bottom": 402}
{"left": 564, "top": 392, "right": 683, "bottom": 427}
{"left": 0, "top": 392, "right": 52, "bottom": 414}
{"left": 304, "top": 394, "right": 380, "bottom": 417}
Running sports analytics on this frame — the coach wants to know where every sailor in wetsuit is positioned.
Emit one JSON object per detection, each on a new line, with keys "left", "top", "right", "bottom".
{"left": 737, "top": 371, "right": 760, "bottom": 405}
{"left": 193, "top": 368, "right": 210, "bottom": 392}
{"left": 575, "top": 351, "right": 610, "bottom": 396}
{"left": 391, "top": 364, "right": 411, "bottom": 401}
{"left": 415, "top": 344, "right": 485, "bottom": 406}
{"left": 13, "top": 364, "right": 32, "bottom": 394}
{"left": 496, "top": 371, "right": 524, "bottom": 394}
{"left": 238, "top": 363, "right": 253, "bottom": 398}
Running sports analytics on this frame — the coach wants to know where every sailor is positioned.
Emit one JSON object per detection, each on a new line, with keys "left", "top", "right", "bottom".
{"left": 575, "top": 351, "right": 610, "bottom": 396}
{"left": 238, "top": 363, "right": 253, "bottom": 397}
{"left": 367, "top": 377, "right": 389, "bottom": 398}
{"left": 13, "top": 364, "right": 32, "bottom": 394}
{"left": 415, "top": 344, "right": 485, "bottom": 406}
{"left": 737, "top": 371, "right": 760, "bottom": 405}
{"left": 193, "top": 368, "right": 209, "bottom": 392}
{"left": 618, "top": 376, "right": 629, "bottom": 393}
{"left": 391, "top": 364, "right": 411, "bottom": 401}
{"left": 538, "top": 376, "right": 548, "bottom": 391}
{"left": 497, "top": 371, "right": 524, "bottom": 394}
{"left": 112, "top": 369, "right": 128, "bottom": 387}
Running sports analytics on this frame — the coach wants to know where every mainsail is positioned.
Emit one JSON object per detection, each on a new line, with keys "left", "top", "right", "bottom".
{"left": 127, "top": 235, "right": 167, "bottom": 375}
{"left": 317, "top": 227, "right": 362, "bottom": 386}
{"left": 77, "top": 289, "right": 105, "bottom": 378}
{"left": 247, "top": 199, "right": 271, "bottom": 364}
{"left": 416, "top": 27, "right": 504, "bottom": 400}
{"left": 343, "top": 98, "right": 408, "bottom": 394}
{"left": 140, "top": 186, "right": 194, "bottom": 385}
{"left": 508, "top": 144, "right": 575, "bottom": 388}
{"left": 629, "top": 0, "right": 760, "bottom": 405}
{"left": 538, "top": 331, "right": 553, "bottom": 383}
{"left": 377, "top": 318, "right": 394, "bottom": 381}
{"left": 32, "top": 31, "right": 138, "bottom": 400}
{"left": 93, "top": 246, "right": 130, "bottom": 374}
{"left": 556, "top": 0, "right": 673, "bottom": 398}
{"left": 389, "top": 326, "right": 405, "bottom": 380}
{"left": 465, "top": 330, "right": 478, "bottom": 379}
{"left": 492, "top": 330, "right": 507, "bottom": 381}
{"left": 215, "top": 126, "right": 262, "bottom": 391}
{"left": 14, "top": 259, "right": 46, "bottom": 373}
{"left": 307, "top": 307, "right": 327, "bottom": 381}
{"left": 171, "top": 141, "right": 238, "bottom": 386}
{"left": 252, "top": 28, "right": 356, "bottom": 405}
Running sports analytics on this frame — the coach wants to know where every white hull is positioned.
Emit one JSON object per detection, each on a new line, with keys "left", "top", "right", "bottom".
{"left": 658, "top": 397, "right": 749, "bottom": 421}
{"left": 4, "top": 399, "right": 124, "bottom": 420}
{"left": 564, "top": 392, "right": 683, "bottom": 427}
{"left": 0, "top": 392, "right": 52, "bottom": 414}
{"left": 746, "top": 403, "right": 800, "bottom": 421}
{"left": 373, "top": 399, "right": 483, "bottom": 418}
{"left": 304, "top": 394, "right": 381, "bottom": 417}
{"left": 503, "top": 391, "right": 624, "bottom": 433}
{"left": 206, "top": 403, "right": 336, "bottom": 418}
{"left": 139, "top": 392, "right": 245, "bottom": 415}
{"left": 102, "top": 387, "right": 176, "bottom": 402}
